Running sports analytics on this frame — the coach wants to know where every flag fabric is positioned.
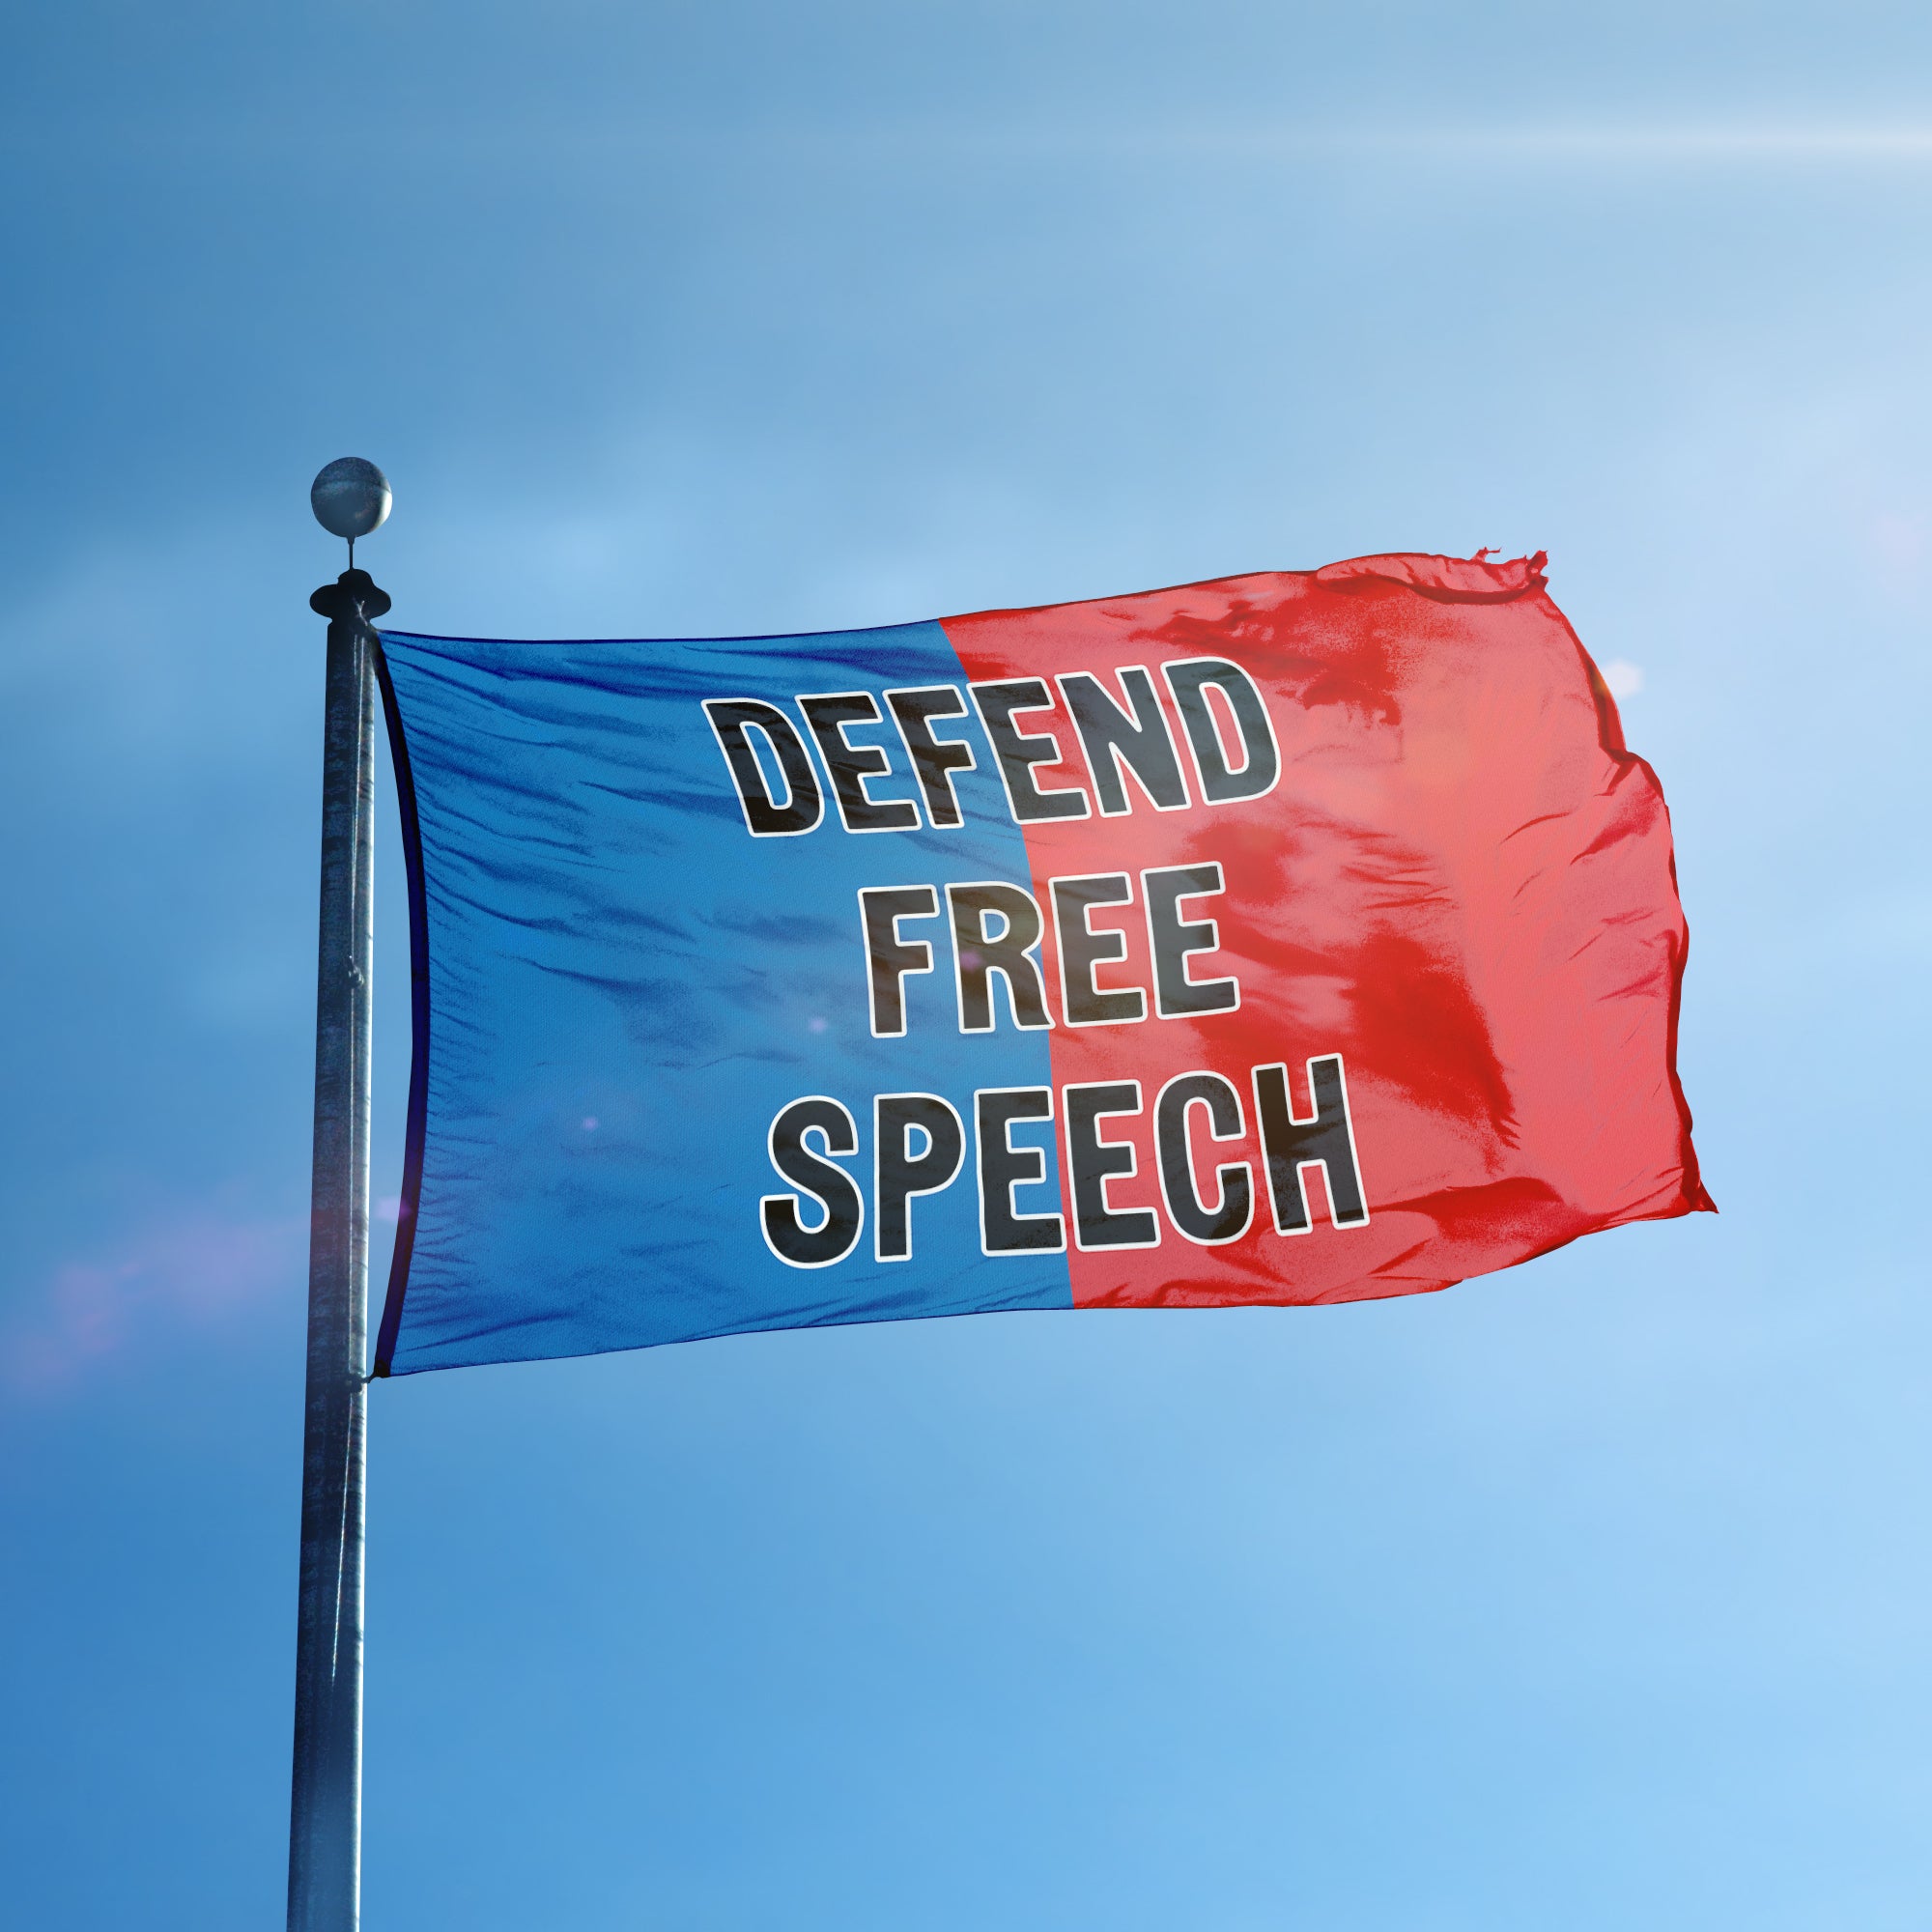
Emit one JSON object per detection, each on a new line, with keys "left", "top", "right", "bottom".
{"left": 371, "top": 551, "right": 1709, "bottom": 1377}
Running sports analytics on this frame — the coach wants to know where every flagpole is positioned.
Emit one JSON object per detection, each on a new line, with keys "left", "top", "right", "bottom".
{"left": 290, "top": 462, "right": 391, "bottom": 1932}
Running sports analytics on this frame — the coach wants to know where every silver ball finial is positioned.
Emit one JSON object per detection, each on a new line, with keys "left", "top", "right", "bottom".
{"left": 310, "top": 457, "right": 392, "bottom": 544}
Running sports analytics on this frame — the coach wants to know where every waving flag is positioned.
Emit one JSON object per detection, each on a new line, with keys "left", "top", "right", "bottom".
{"left": 370, "top": 551, "right": 1708, "bottom": 1376}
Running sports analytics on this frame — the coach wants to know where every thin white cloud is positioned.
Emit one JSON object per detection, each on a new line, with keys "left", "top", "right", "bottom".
{"left": 18, "top": 114, "right": 1932, "bottom": 170}
{"left": 1357, "top": 125, "right": 1932, "bottom": 159}
{"left": 825, "top": 118, "right": 1932, "bottom": 166}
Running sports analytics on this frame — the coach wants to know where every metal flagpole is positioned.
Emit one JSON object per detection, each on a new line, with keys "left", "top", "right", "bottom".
{"left": 290, "top": 460, "right": 392, "bottom": 1932}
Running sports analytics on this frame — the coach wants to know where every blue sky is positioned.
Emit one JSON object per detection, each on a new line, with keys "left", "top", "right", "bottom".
{"left": 3, "top": 4, "right": 1930, "bottom": 1926}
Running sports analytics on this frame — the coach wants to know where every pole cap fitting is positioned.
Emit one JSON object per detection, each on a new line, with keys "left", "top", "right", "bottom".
{"left": 311, "top": 458, "right": 392, "bottom": 541}
{"left": 312, "top": 569, "right": 392, "bottom": 625}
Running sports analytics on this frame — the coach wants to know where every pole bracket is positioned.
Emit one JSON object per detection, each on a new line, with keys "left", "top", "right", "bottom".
{"left": 311, "top": 570, "right": 393, "bottom": 629}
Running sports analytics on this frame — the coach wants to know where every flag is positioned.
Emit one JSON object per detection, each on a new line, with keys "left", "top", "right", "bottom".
{"left": 371, "top": 551, "right": 1709, "bottom": 1376}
